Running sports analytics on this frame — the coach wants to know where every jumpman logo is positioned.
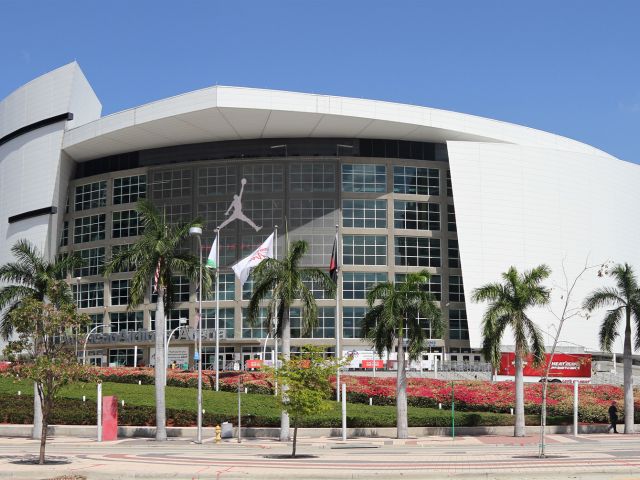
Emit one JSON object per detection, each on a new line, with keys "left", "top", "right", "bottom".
{"left": 217, "top": 178, "right": 262, "bottom": 232}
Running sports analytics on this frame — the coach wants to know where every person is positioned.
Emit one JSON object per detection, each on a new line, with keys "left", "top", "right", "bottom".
{"left": 608, "top": 401, "right": 619, "bottom": 433}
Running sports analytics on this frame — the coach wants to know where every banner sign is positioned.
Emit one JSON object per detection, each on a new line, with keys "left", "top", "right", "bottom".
{"left": 498, "top": 353, "right": 591, "bottom": 378}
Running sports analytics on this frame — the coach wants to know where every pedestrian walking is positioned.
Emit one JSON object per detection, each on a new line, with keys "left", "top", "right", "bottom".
{"left": 608, "top": 401, "right": 619, "bottom": 433}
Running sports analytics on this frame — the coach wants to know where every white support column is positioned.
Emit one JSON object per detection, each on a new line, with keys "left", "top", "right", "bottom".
{"left": 573, "top": 381, "right": 579, "bottom": 436}
{"left": 97, "top": 383, "right": 103, "bottom": 442}
{"left": 341, "top": 383, "right": 347, "bottom": 441}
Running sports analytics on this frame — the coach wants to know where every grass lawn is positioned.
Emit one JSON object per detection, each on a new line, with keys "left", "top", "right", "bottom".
{"left": 0, "top": 376, "right": 558, "bottom": 428}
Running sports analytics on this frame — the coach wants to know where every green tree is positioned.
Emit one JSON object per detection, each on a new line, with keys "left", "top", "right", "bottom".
{"left": 4, "top": 285, "right": 92, "bottom": 464}
{"left": 0, "top": 239, "right": 82, "bottom": 339}
{"left": 247, "top": 239, "right": 335, "bottom": 440}
{"left": 270, "top": 346, "right": 341, "bottom": 457}
{"left": 361, "top": 270, "right": 442, "bottom": 439}
{"left": 472, "top": 265, "right": 550, "bottom": 437}
{"left": 583, "top": 263, "right": 640, "bottom": 434}
{"left": 104, "top": 199, "right": 208, "bottom": 441}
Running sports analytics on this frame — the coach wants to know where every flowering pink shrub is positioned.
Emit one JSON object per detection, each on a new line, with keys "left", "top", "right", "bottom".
{"left": 3, "top": 364, "right": 634, "bottom": 422}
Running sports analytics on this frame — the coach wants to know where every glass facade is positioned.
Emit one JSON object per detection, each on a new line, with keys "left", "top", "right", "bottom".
{"left": 60, "top": 138, "right": 469, "bottom": 362}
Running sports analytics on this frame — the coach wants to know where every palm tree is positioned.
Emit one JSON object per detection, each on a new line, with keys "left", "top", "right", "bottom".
{"left": 0, "top": 239, "right": 82, "bottom": 339}
{"left": 247, "top": 239, "right": 335, "bottom": 440}
{"left": 472, "top": 265, "right": 550, "bottom": 437}
{"left": 583, "top": 263, "right": 640, "bottom": 434}
{"left": 361, "top": 270, "right": 442, "bottom": 439}
{"left": 104, "top": 199, "right": 207, "bottom": 441}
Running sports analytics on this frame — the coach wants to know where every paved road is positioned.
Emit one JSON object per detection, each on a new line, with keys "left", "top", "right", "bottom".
{"left": 1, "top": 433, "right": 640, "bottom": 479}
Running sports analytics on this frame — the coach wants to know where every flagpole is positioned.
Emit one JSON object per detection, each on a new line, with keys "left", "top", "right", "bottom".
{"left": 214, "top": 228, "right": 220, "bottom": 392}
{"left": 335, "top": 224, "right": 341, "bottom": 402}
{"left": 274, "top": 225, "right": 279, "bottom": 393}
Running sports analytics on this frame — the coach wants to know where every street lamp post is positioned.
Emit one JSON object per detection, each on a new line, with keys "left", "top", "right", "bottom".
{"left": 189, "top": 226, "right": 204, "bottom": 445}
{"left": 165, "top": 318, "right": 188, "bottom": 384}
{"left": 83, "top": 324, "right": 106, "bottom": 365}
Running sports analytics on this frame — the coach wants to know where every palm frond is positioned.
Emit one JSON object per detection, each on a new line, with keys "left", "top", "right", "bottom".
{"left": 583, "top": 286, "right": 624, "bottom": 311}
{"left": 599, "top": 307, "right": 623, "bottom": 352}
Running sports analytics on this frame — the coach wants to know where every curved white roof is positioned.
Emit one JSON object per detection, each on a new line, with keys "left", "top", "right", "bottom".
{"left": 61, "top": 85, "right": 614, "bottom": 162}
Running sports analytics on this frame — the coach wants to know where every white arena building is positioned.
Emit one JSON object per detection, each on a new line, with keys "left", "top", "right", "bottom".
{"left": 1, "top": 62, "right": 639, "bottom": 368}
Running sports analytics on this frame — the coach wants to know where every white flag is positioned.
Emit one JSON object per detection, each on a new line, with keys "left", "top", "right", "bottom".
{"left": 232, "top": 232, "right": 274, "bottom": 286}
{"left": 206, "top": 234, "right": 218, "bottom": 269}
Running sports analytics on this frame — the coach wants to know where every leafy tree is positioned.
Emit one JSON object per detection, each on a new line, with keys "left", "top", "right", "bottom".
{"left": 270, "top": 346, "right": 341, "bottom": 457}
{"left": 104, "top": 199, "right": 208, "bottom": 441}
{"left": 361, "top": 270, "right": 442, "bottom": 439}
{"left": 0, "top": 239, "right": 82, "bottom": 339}
{"left": 4, "top": 285, "right": 92, "bottom": 464}
{"left": 472, "top": 265, "right": 550, "bottom": 437}
{"left": 583, "top": 263, "right": 640, "bottom": 434}
{"left": 247, "top": 239, "right": 335, "bottom": 440}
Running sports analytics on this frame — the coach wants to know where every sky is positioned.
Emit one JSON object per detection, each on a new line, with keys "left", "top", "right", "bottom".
{"left": 1, "top": 0, "right": 639, "bottom": 162}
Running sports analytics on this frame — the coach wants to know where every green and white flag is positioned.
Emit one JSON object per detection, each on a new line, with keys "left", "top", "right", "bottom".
{"left": 206, "top": 234, "right": 218, "bottom": 269}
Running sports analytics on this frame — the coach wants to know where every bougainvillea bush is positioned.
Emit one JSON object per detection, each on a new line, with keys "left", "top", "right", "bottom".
{"left": 3, "top": 364, "right": 636, "bottom": 423}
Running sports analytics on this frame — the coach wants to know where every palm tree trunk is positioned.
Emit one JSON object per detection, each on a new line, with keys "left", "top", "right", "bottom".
{"left": 623, "top": 308, "right": 634, "bottom": 434}
{"left": 155, "top": 288, "right": 167, "bottom": 441}
{"left": 514, "top": 350, "right": 526, "bottom": 437}
{"left": 396, "top": 336, "right": 408, "bottom": 439}
{"left": 279, "top": 307, "right": 290, "bottom": 441}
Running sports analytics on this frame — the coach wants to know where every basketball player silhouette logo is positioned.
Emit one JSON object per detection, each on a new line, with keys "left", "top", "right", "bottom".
{"left": 218, "top": 178, "right": 262, "bottom": 232}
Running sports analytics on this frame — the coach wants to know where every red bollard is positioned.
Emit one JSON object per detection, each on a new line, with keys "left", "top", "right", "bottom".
{"left": 102, "top": 396, "right": 118, "bottom": 441}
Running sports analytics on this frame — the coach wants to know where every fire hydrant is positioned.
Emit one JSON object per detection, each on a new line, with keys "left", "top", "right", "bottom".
{"left": 215, "top": 424, "right": 221, "bottom": 444}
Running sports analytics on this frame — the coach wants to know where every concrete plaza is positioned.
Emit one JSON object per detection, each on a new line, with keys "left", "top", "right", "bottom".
{"left": 1, "top": 433, "right": 640, "bottom": 479}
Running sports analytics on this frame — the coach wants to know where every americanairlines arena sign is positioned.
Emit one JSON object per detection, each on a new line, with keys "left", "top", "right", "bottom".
{"left": 498, "top": 353, "right": 592, "bottom": 378}
{"left": 84, "top": 328, "right": 224, "bottom": 345}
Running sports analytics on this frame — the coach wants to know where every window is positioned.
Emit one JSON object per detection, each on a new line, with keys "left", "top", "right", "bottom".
{"left": 288, "top": 233, "right": 335, "bottom": 266}
{"left": 74, "top": 247, "right": 104, "bottom": 277}
{"left": 343, "top": 235, "right": 387, "bottom": 266}
{"left": 242, "top": 277, "right": 272, "bottom": 301}
{"left": 242, "top": 307, "right": 269, "bottom": 338}
{"left": 172, "top": 275, "right": 190, "bottom": 302}
{"left": 342, "top": 200, "right": 387, "bottom": 229}
{"left": 110, "top": 279, "right": 130, "bottom": 306}
{"left": 448, "top": 204, "right": 456, "bottom": 232}
{"left": 202, "top": 308, "right": 235, "bottom": 339}
{"left": 150, "top": 309, "right": 189, "bottom": 331}
{"left": 198, "top": 166, "right": 237, "bottom": 196}
{"left": 393, "top": 166, "right": 439, "bottom": 196}
{"left": 448, "top": 239, "right": 460, "bottom": 268}
{"left": 109, "top": 348, "right": 143, "bottom": 367}
{"left": 202, "top": 346, "right": 235, "bottom": 370}
{"left": 395, "top": 273, "right": 441, "bottom": 301}
{"left": 290, "top": 307, "right": 335, "bottom": 338}
{"left": 290, "top": 163, "right": 335, "bottom": 192}
{"left": 72, "top": 282, "right": 104, "bottom": 308}
{"left": 341, "top": 164, "right": 386, "bottom": 193}
{"left": 343, "top": 272, "right": 388, "bottom": 299}
{"left": 85, "top": 313, "right": 104, "bottom": 333}
{"left": 112, "top": 210, "right": 142, "bottom": 238}
{"left": 161, "top": 203, "right": 192, "bottom": 226}
{"left": 152, "top": 169, "right": 192, "bottom": 199}
{"left": 206, "top": 272, "right": 235, "bottom": 301}
{"left": 449, "top": 276, "right": 465, "bottom": 303}
{"left": 394, "top": 237, "right": 440, "bottom": 267}
{"left": 74, "top": 214, "right": 105, "bottom": 244}
{"left": 60, "top": 221, "right": 69, "bottom": 247}
{"left": 289, "top": 199, "right": 336, "bottom": 228}
{"left": 394, "top": 201, "right": 440, "bottom": 231}
{"left": 74, "top": 181, "right": 106, "bottom": 211}
{"left": 449, "top": 309, "right": 469, "bottom": 340}
{"left": 343, "top": 307, "right": 366, "bottom": 338}
{"left": 447, "top": 170, "right": 453, "bottom": 197}
{"left": 241, "top": 199, "right": 282, "bottom": 230}
{"left": 110, "top": 311, "right": 143, "bottom": 332}
{"left": 113, "top": 175, "right": 146, "bottom": 205}
{"left": 242, "top": 164, "right": 283, "bottom": 193}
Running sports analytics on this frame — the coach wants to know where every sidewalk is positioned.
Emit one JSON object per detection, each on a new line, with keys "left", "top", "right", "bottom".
{"left": 1, "top": 432, "right": 640, "bottom": 479}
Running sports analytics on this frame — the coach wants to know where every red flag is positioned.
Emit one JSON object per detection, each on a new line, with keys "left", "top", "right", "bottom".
{"left": 153, "top": 259, "right": 161, "bottom": 293}
{"left": 329, "top": 233, "right": 338, "bottom": 282}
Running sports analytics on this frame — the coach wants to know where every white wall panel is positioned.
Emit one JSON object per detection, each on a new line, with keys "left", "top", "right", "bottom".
{"left": 448, "top": 142, "right": 640, "bottom": 353}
